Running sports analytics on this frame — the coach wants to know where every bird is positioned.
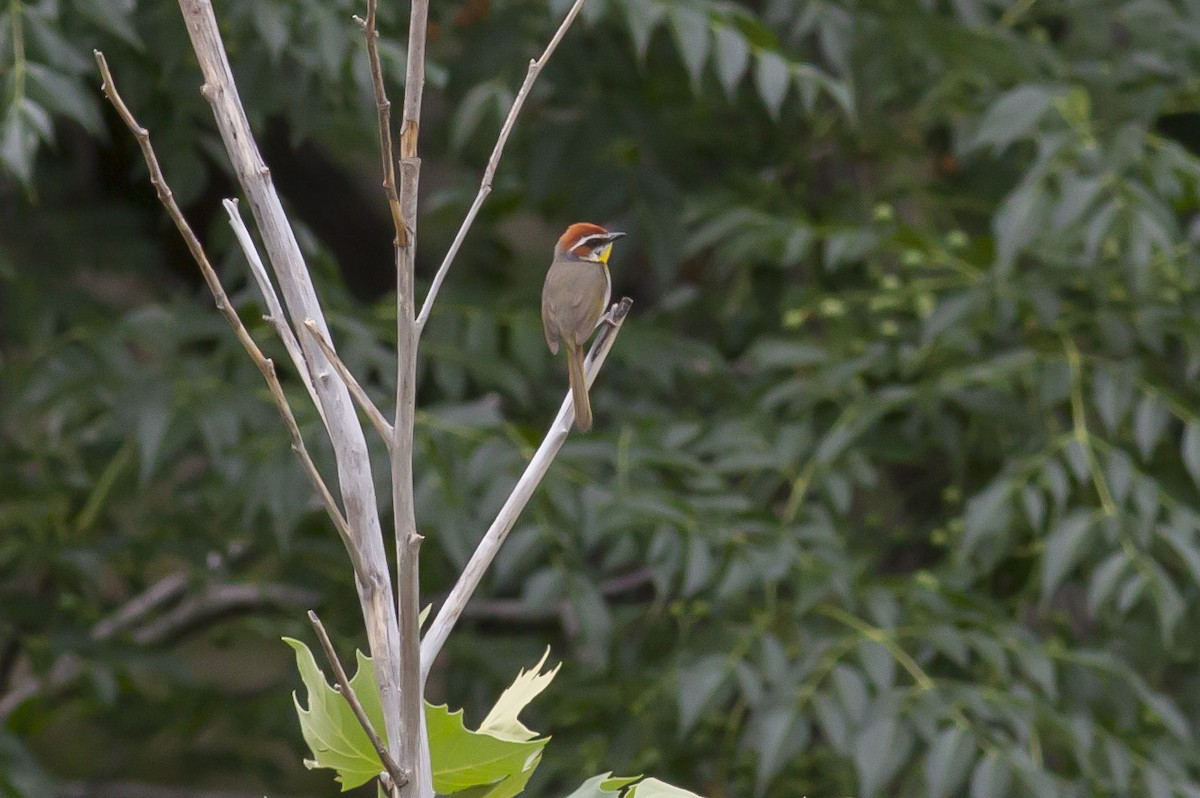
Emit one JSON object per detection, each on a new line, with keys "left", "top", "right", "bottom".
{"left": 541, "top": 222, "right": 626, "bottom": 432}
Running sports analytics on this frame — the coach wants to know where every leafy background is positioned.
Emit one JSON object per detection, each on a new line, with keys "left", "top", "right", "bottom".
{"left": 5, "top": 0, "right": 1200, "bottom": 796}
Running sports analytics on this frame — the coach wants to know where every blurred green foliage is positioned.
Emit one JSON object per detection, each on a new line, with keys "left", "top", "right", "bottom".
{"left": 5, "top": 0, "right": 1200, "bottom": 796}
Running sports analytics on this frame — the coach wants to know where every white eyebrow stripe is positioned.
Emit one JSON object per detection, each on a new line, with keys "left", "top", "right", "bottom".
{"left": 568, "top": 234, "right": 607, "bottom": 251}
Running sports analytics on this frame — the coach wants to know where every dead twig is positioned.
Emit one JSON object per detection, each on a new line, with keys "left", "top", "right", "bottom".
{"left": 308, "top": 611, "right": 409, "bottom": 790}
{"left": 357, "top": 2, "right": 405, "bottom": 245}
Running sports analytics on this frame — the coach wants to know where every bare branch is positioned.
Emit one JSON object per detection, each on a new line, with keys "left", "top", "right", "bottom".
{"left": 92, "top": 573, "right": 189, "bottom": 641}
{"left": 304, "top": 319, "right": 395, "bottom": 447}
{"left": 0, "top": 575, "right": 317, "bottom": 721}
{"left": 132, "top": 583, "right": 320, "bottom": 645}
{"left": 223, "top": 198, "right": 326, "bottom": 428}
{"left": 94, "top": 50, "right": 353, "bottom": 552}
{"left": 309, "top": 611, "right": 408, "bottom": 790}
{"left": 0, "top": 655, "right": 82, "bottom": 721}
{"left": 359, "top": 2, "right": 405, "bottom": 244}
{"left": 392, "top": 0, "right": 433, "bottom": 793}
{"left": 420, "top": 298, "right": 633, "bottom": 684}
{"left": 415, "top": 0, "right": 589, "bottom": 331}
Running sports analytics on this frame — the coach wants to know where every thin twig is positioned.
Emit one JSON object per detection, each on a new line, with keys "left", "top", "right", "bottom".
{"left": 304, "top": 319, "right": 395, "bottom": 447}
{"left": 358, "top": 3, "right": 405, "bottom": 245}
{"left": 420, "top": 298, "right": 633, "bottom": 684}
{"left": 94, "top": 50, "right": 354, "bottom": 551}
{"left": 223, "top": 198, "right": 326, "bottom": 428}
{"left": 308, "top": 611, "right": 409, "bottom": 789}
{"left": 414, "top": 0, "right": 589, "bottom": 331}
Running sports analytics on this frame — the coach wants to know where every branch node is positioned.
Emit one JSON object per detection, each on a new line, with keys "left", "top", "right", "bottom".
{"left": 302, "top": 318, "right": 396, "bottom": 446}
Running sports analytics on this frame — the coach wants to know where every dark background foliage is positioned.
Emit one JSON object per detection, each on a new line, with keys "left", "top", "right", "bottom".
{"left": 5, "top": 0, "right": 1200, "bottom": 796}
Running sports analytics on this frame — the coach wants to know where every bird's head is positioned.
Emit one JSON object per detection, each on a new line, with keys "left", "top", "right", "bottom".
{"left": 554, "top": 222, "right": 626, "bottom": 264}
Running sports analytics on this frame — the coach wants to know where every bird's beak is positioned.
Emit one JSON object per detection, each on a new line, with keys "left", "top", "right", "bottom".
{"left": 606, "top": 231, "right": 626, "bottom": 242}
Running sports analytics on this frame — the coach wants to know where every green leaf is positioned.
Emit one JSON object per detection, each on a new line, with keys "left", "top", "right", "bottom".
{"left": 286, "top": 639, "right": 545, "bottom": 793}
{"left": 856, "top": 640, "right": 894, "bottom": 690}
{"left": 1161, "top": 520, "right": 1200, "bottom": 589}
{"left": 713, "top": 26, "right": 749, "bottom": 98}
{"left": 992, "top": 179, "right": 1049, "bottom": 275}
{"left": 1040, "top": 511, "right": 1092, "bottom": 602}
{"left": 832, "top": 664, "right": 868, "bottom": 723}
{"left": 627, "top": 777, "right": 705, "bottom": 797}
{"left": 621, "top": 0, "right": 667, "bottom": 60}
{"left": 452, "top": 754, "right": 540, "bottom": 798}
{"left": 747, "top": 339, "right": 827, "bottom": 369}
{"left": 1148, "top": 562, "right": 1184, "bottom": 644}
{"left": 669, "top": 8, "right": 710, "bottom": 92}
{"left": 284, "top": 638, "right": 386, "bottom": 791}
{"left": 556, "top": 774, "right": 644, "bottom": 798}
{"left": 76, "top": 0, "right": 142, "bottom": 48}
{"left": 25, "top": 64, "right": 104, "bottom": 135}
{"left": 1144, "top": 767, "right": 1173, "bottom": 798}
{"left": 1052, "top": 173, "right": 1104, "bottom": 230}
{"left": 428, "top": 703, "right": 547, "bottom": 793}
{"left": 1087, "top": 550, "right": 1130, "bottom": 614}
{"left": 1182, "top": 423, "right": 1200, "bottom": 489}
{"left": 1, "top": 99, "right": 51, "bottom": 185}
{"left": 854, "top": 718, "right": 898, "bottom": 796}
{"left": 1133, "top": 393, "right": 1168, "bottom": 462}
{"left": 251, "top": 1, "right": 291, "bottom": 59}
{"left": 1091, "top": 367, "right": 1132, "bottom": 433}
{"left": 962, "top": 478, "right": 1013, "bottom": 558}
{"left": 561, "top": 773, "right": 629, "bottom": 798}
{"left": 925, "top": 726, "right": 972, "bottom": 798}
{"left": 968, "top": 85, "right": 1055, "bottom": 153}
{"left": 453, "top": 82, "right": 500, "bottom": 151}
{"left": 479, "top": 647, "right": 561, "bottom": 742}
{"left": 755, "top": 51, "right": 791, "bottom": 118}
{"left": 746, "top": 706, "right": 806, "bottom": 796}
{"left": 969, "top": 753, "right": 1010, "bottom": 798}
{"left": 1104, "top": 739, "right": 1132, "bottom": 792}
{"left": 677, "top": 654, "right": 730, "bottom": 733}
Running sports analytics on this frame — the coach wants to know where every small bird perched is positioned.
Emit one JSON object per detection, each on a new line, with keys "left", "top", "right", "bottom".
{"left": 541, "top": 222, "right": 626, "bottom": 432}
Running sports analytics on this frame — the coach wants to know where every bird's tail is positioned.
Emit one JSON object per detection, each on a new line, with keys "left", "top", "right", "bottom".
{"left": 567, "top": 342, "right": 592, "bottom": 432}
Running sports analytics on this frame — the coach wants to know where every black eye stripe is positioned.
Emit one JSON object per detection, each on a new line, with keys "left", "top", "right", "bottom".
{"left": 571, "top": 234, "right": 607, "bottom": 251}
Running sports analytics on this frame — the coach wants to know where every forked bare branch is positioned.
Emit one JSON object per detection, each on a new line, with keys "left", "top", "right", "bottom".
{"left": 419, "top": 298, "right": 633, "bottom": 684}
{"left": 94, "top": 50, "right": 352, "bottom": 552}
{"left": 173, "top": 3, "right": 405, "bottom": 776}
{"left": 414, "top": 0, "right": 590, "bottom": 331}
{"left": 303, "top": 318, "right": 395, "bottom": 447}
{"left": 223, "top": 198, "right": 326, "bottom": 427}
